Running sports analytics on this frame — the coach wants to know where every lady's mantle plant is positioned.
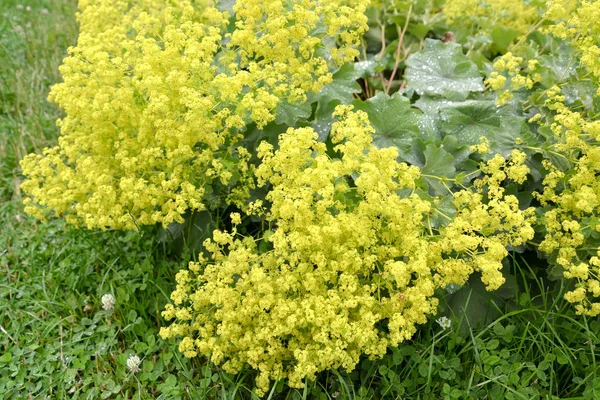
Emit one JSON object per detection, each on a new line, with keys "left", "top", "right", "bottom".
{"left": 19, "top": 0, "right": 600, "bottom": 394}
{"left": 20, "top": 0, "right": 369, "bottom": 229}
{"left": 159, "top": 106, "right": 534, "bottom": 393}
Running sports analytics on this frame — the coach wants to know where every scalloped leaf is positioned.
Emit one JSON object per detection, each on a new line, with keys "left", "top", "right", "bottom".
{"left": 405, "top": 39, "right": 484, "bottom": 101}
{"left": 421, "top": 143, "right": 457, "bottom": 195}
{"left": 415, "top": 97, "right": 541, "bottom": 159}
{"left": 313, "top": 62, "right": 374, "bottom": 106}
{"left": 274, "top": 100, "right": 312, "bottom": 126}
{"left": 439, "top": 101, "right": 503, "bottom": 146}
{"left": 311, "top": 100, "right": 341, "bottom": 142}
{"left": 353, "top": 92, "right": 421, "bottom": 162}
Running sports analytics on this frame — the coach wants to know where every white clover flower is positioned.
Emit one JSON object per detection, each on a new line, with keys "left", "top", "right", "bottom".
{"left": 436, "top": 316, "right": 452, "bottom": 330}
{"left": 25, "top": 6, "right": 31, "bottom": 11}
{"left": 16, "top": 4, "right": 24, "bottom": 10}
{"left": 127, "top": 354, "right": 141, "bottom": 374}
{"left": 41, "top": 8, "right": 49, "bottom": 15}
{"left": 101, "top": 293, "right": 115, "bottom": 311}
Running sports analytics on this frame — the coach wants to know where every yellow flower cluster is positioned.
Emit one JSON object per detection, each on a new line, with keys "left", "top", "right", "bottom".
{"left": 443, "top": 0, "right": 539, "bottom": 37}
{"left": 20, "top": 0, "right": 369, "bottom": 229}
{"left": 545, "top": 0, "right": 600, "bottom": 88}
{"left": 534, "top": 88, "right": 600, "bottom": 316}
{"left": 486, "top": 53, "right": 541, "bottom": 105}
{"left": 505, "top": 1, "right": 600, "bottom": 316}
{"left": 160, "top": 107, "right": 534, "bottom": 393}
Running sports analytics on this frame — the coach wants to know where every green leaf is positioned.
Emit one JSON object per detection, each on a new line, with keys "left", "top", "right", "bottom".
{"left": 487, "top": 339, "right": 500, "bottom": 350}
{"left": 242, "top": 122, "right": 287, "bottom": 152}
{"left": 429, "top": 194, "right": 456, "bottom": 229}
{"left": 539, "top": 51, "right": 578, "bottom": 82}
{"left": 353, "top": 92, "right": 421, "bottom": 161}
{"left": 217, "top": 0, "right": 235, "bottom": 13}
{"left": 418, "top": 97, "right": 538, "bottom": 158}
{"left": 391, "top": 348, "right": 404, "bottom": 365}
{"left": 440, "top": 134, "right": 474, "bottom": 169}
{"left": 378, "top": 365, "right": 389, "bottom": 376}
{"left": 491, "top": 26, "right": 520, "bottom": 54}
{"left": 562, "top": 80, "right": 600, "bottom": 113}
{"left": 0, "top": 352, "right": 12, "bottom": 363}
{"left": 313, "top": 63, "right": 363, "bottom": 106}
{"left": 405, "top": 39, "right": 484, "bottom": 101}
{"left": 311, "top": 100, "right": 341, "bottom": 142}
{"left": 491, "top": 117, "right": 540, "bottom": 157}
{"left": 274, "top": 100, "right": 312, "bottom": 126}
{"left": 445, "top": 276, "right": 504, "bottom": 331}
{"left": 415, "top": 97, "right": 502, "bottom": 144}
{"left": 421, "top": 143, "right": 456, "bottom": 194}
{"left": 407, "top": 22, "right": 432, "bottom": 41}
{"left": 438, "top": 101, "right": 503, "bottom": 146}
{"left": 555, "top": 351, "right": 569, "bottom": 365}
{"left": 160, "top": 210, "right": 216, "bottom": 255}
{"left": 418, "top": 363, "right": 430, "bottom": 378}
{"left": 353, "top": 59, "right": 379, "bottom": 78}
{"left": 157, "top": 221, "right": 184, "bottom": 242}
{"left": 413, "top": 96, "right": 452, "bottom": 141}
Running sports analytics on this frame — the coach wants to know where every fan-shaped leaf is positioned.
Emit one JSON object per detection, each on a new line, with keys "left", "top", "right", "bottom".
{"left": 353, "top": 92, "right": 421, "bottom": 162}
{"left": 405, "top": 39, "right": 484, "bottom": 101}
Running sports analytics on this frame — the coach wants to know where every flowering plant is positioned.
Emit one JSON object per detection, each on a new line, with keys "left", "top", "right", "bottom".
{"left": 20, "top": 0, "right": 600, "bottom": 393}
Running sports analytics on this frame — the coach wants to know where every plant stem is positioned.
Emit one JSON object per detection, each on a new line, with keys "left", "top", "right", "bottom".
{"left": 385, "top": 5, "right": 412, "bottom": 94}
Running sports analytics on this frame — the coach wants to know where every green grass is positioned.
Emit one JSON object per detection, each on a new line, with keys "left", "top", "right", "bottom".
{"left": 0, "top": 1, "right": 599, "bottom": 399}
{"left": 0, "top": 0, "right": 78, "bottom": 202}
